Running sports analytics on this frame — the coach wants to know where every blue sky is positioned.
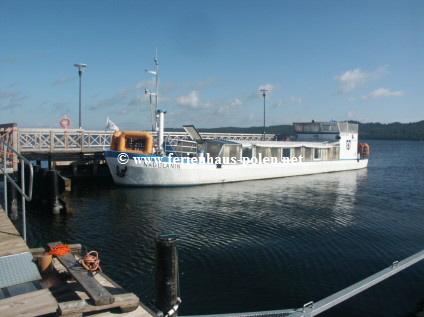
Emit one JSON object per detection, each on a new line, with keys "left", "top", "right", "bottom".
{"left": 1, "top": 0, "right": 423, "bottom": 130}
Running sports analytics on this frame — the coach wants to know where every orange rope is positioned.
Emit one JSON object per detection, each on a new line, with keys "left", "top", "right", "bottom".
{"left": 47, "top": 244, "right": 71, "bottom": 256}
{"left": 79, "top": 250, "right": 102, "bottom": 272}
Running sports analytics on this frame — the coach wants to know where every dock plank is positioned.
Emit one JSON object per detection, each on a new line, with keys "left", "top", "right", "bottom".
{"left": 0, "top": 210, "right": 30, "bottom": 257}
{"left": 48, "top": 241, "right": 115, "bottom": 306}
{"left": 0, "top": 288, "right": 57, "bottom": 317}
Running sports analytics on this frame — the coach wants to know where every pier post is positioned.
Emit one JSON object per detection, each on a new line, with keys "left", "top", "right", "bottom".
{"left": 155, "top": 234, "right": 180, "bottom": 316}
{"left": 47, "top": 170, "right": 61, "bottom": 214}
{"left": 38, "top": 168, "right": 48, "bottom": 205}
{"left": 31, "top": 165, "right": 40, "bottom": 203}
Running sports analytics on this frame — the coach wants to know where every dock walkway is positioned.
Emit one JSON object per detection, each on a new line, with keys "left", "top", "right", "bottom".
{"left": 0, "top": 206, "right": 154, "bottom": 317}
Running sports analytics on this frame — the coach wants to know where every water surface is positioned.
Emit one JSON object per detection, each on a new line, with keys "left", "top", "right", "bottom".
{"left": 12, "top": 140, "right": 424, "bottom": 316}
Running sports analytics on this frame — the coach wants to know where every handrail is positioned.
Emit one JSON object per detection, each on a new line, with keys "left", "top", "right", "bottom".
{"left": 1, "top": 139, "right": 33, "bottom": 242}
{"left": 17, "top": 128, "right": 276, "bottom": 154}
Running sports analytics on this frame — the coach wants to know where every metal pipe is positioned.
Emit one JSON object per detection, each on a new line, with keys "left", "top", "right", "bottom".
{"left": 0, "top": 139, "right": 34, "bottom": 242}
{"left": 260, "top": 89, "right": 268, "bottom": 140}
{"left": 3, "top": 142, "right": 7, "bottom": 216}
{"left": 21, "top": 159, "right": 26, "bottom": 241}
{"left": 79, "top": 70, "right": 82, "bottom": 129}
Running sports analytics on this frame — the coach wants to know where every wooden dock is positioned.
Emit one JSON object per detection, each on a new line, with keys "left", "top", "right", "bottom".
{"left": 0, "top": 206, "right": 155, "bottom": 317}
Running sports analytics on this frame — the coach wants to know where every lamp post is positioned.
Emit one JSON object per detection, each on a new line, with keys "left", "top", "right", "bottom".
{"left": 74, "top": 63, "right": 87, "bottom": 129}
{"left": 260, "top": 88, "right": 268, "bottom": 140}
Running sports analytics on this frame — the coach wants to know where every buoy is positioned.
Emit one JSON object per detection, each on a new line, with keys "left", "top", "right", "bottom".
{"left": 60, "top": 117, "right": 71, "bottom": 129}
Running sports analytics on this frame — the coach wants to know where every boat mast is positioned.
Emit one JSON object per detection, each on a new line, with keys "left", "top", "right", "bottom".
{"left": 154, "top": 49, "right": 159, "bottom": 129}
{"left": 145, "top": 50, "right": 159, "bottom": 132}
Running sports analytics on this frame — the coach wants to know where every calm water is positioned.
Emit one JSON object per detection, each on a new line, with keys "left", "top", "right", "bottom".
{"left": 9, "top": 140, "right": 424, "bottom": 316}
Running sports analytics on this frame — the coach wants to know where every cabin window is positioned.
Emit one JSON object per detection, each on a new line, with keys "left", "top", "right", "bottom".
{"left": 314, "top": 148, "right": 322, "bottom": 160}
{"left": 321, "top": 123, "right": 338, "bottom": 132}
{"left": 270, "top": 148, "right": 281, "bottom": 161}
{"left": 294, "top": 124, "right": 303, "bottom": 133}
{"left": 323, "top": 149, "right": 331, "bottom": 160}
{"left": 126, "top": 138, "right": 146, "bottom": 151}
{"left": 304, "top": 148, "right": 313, "bottom": 161}
{"left": 256, "top": 147, "right": 269, "bottom": 159}
{"left": 242, "top": 147, "right": 252, "bottom": 158}
{"left": 282, "top": 148, "right": 291, "bottom": 159}
{"left": 332, "top": 147, "right": 339, "bottom": 159}
{"left": 293, "top": 147, "right": 302, "bottom": 158}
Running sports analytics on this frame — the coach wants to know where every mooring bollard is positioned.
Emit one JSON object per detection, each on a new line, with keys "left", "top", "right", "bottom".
{"left": 47, "top": 170, "right": 61, "bottom": 214}
{"left": 155, "top": 234, "right": 180, "bottom": 316}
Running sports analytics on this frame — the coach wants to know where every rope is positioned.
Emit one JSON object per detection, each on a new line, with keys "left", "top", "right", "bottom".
{"left": 48, "top": 244, "right": 71, "bottom": 256}
{"left": 79, "top": 250, "right": 102, "bottom": 272}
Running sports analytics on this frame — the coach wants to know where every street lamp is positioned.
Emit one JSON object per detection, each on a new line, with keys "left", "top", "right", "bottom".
{"left": 74, "top": 63, "right": 87, "bottom": 129}
{"left": 260, "top": 88, "right": 268, "bottom": 140}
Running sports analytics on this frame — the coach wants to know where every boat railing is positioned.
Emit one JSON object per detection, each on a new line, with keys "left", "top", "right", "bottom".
{"left": 0, "top": 139, "right": 33, "bottom": 242}
{"left": 164, "top": 137, "right": 197, "bottom": 157}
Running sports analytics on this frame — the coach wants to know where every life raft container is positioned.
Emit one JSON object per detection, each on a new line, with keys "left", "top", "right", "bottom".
{"left": 358, "top": 143, "right": 370, "bottom": 158}
{"left": 110, "top": 131, "right": 154, "bottom": 154}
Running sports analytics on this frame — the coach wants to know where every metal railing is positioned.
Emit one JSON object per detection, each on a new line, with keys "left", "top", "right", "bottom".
{"left": 165, "top": 138, "right": 198, "bottom": 157}
{"left": 1, "top": 139, "right": 33, "bottom": 242}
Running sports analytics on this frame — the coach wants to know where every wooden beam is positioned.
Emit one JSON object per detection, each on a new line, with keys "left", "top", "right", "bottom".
{"left": 58, "top": 293, "right": 139, "bottom": 316}
{"left": 48, "top": 242, "right": 114, "bottom": 306}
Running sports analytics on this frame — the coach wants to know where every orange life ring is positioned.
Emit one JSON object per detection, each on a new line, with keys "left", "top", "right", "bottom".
{"left": 60, "top": 118, "right": 71, "bottom": 129}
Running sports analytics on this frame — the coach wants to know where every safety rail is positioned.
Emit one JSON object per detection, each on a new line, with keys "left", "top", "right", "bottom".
{"left": 163, "top": 131, "right": 276, "bottom": 142}
{"left": 165, "top": 138, "right": 198, "bottom": 157}
{"left": 17, "top": 129, "right": 276, "bottom": 154}
{"left": 18, "top": 128, "right": 113, "bottom": 153}
{"left": 1, "top": 139, "right": 33, "bottom": 242}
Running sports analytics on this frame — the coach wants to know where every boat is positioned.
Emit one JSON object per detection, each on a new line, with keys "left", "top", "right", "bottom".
{"left": 104, "top": 119, "right": 369, "bottom": 186}
{"left": 104, "top": 58, "right": 369, "bottom": 186}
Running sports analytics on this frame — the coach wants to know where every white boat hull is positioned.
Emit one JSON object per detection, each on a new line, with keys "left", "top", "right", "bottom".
{"left": 105, "top": 151, "right": 368, "bottom": 186}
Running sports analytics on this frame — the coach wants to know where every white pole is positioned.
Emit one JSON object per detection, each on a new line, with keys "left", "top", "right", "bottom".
{"left": 157, "top": 110, "right": 166, "bottom": 155}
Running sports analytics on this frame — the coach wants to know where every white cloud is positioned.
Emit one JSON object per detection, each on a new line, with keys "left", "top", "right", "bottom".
{"left": 175, "top": 90, "right": 211, "bottom": 109}
{"left": 362, "top": 88, "right": 404, "bottom": 100}
{"left": 273, "top": 100, "right": 285, "bottom": 109}
{"left": 118, "top": 79, "right": 156, "bottom": 95}
{"left": 334, "top": 67, "right": 387, "bottom": 93}
{"left": 273, "top": 96, "right": 302, "bottom": 109}
{"left": 215, "top": 99, "right": 242, "bottom": 115}
{"left": 52, "top": 77, "right": 72, "bottom": 85}
{"left": 289, "top": 96, "right": 303, "bottom": 104}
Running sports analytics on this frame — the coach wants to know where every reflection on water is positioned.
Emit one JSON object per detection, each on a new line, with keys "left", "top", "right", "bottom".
{"left": 8, "top": 141, "right": 424, "bottom": 317}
